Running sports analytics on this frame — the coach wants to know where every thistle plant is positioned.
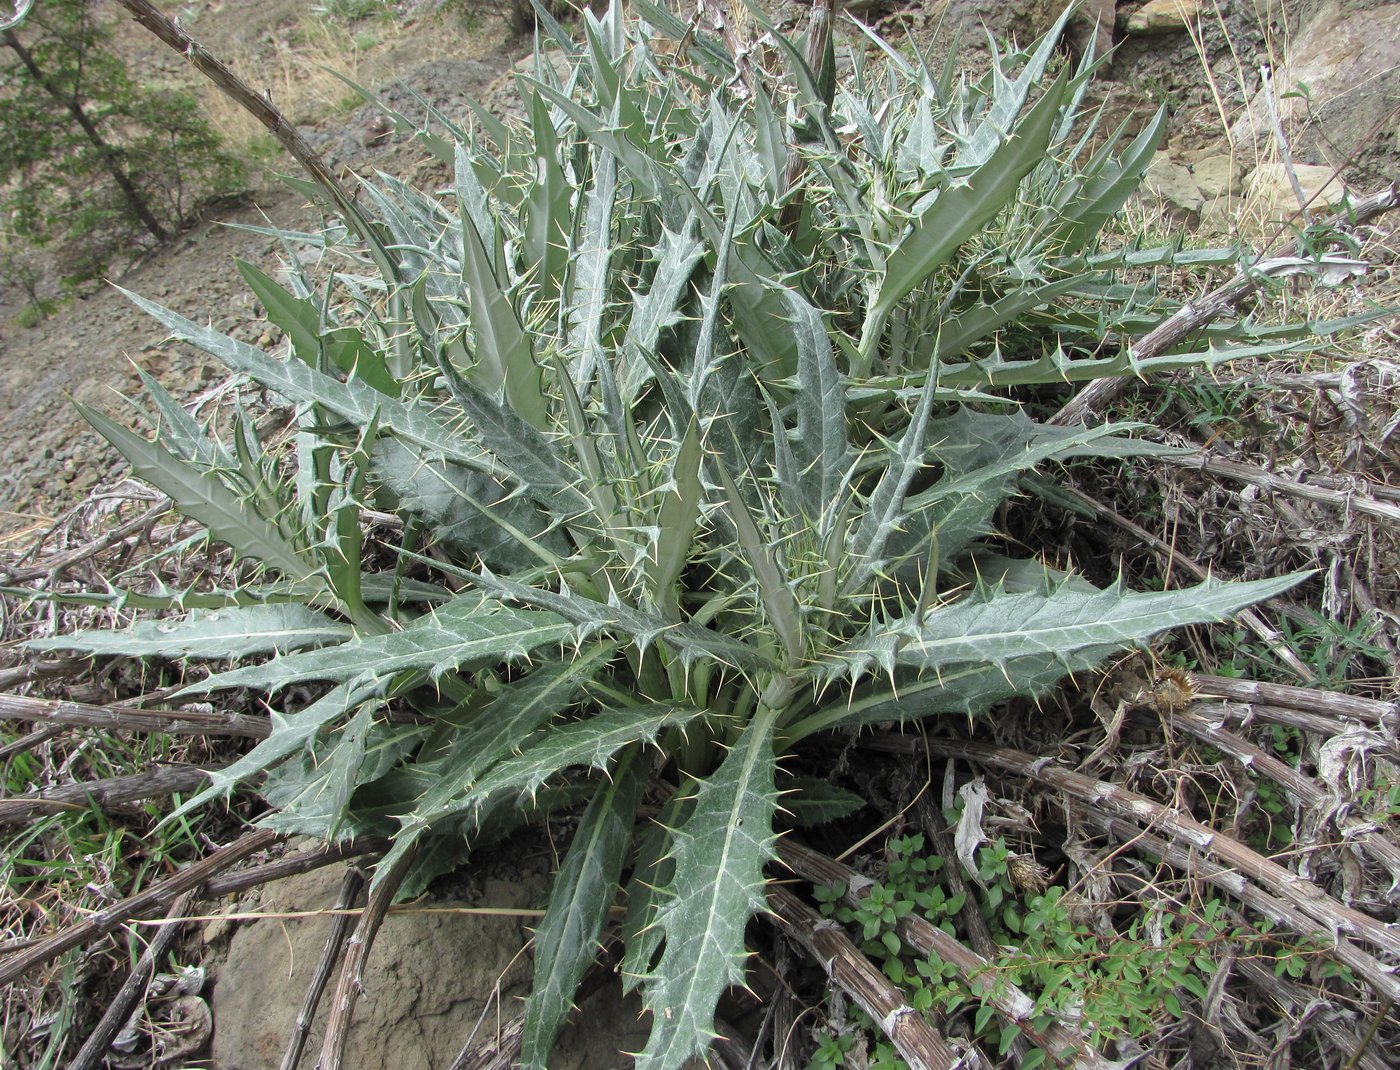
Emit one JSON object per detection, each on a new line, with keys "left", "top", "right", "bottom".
{"left": 32, "top": 3, "right": 1357, "bottom": 1066}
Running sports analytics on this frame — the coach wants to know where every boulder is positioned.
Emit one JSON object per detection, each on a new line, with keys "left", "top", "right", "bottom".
{"left": 209, "top": 855, "right": 648, "bottom": 1070}
{"left": 1245, "top": 161, "right": 1352, "bottom": 219}
{"left": 1229, "top": 2, "right": 1400, "bottom": 178}
{"left": 1123, "top": 0, "right": 1203, "bottom": 33}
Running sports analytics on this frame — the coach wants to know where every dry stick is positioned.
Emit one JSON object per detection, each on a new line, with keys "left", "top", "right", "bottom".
{"left": 865, "top": 736, "right": 1400, "bottom": 965}
{"left": 445, "top": 939, "right": 624, "bottom": 1070}
{"left": 767, "top": 883, "right": 965, "bottom": 1070}
{"left": 1233, "top": 957, "right": 1391, "bottom": 1070}
{"left": 0, "top": 693, "right": 271, "bottom": 740}
{"left": 1198, "top": 699, "right": 1400, "bottom": 757}
{"left": 1055, "top": 483, "right": 1316, "bottom": 681}
{"left": 315, "top": 845, "right": 419, "bottom": 1070}
{"left": 913, "top": 794, "right": 1033, "bottom": 1065}
{"left": 204, "top": 838, "right": 389, "bottom": 898}
{"left": 0, "top": 497, "right": 170, "bottom": 582}
{"left": 68, "top": 890, "right": 197, "bottom": 1070}
{"left": 1081, "top": 810, "right": 1400, "bottom": 1005}
{"left": 1162, "top": 706, "right": 1400, "bottom": 886}
{"left": 280, "top": 866, "right": 369, "bottom": 1070}
{"left": 1188, "top": 673, "right": 1399, "bottom": 727}
{"left": 777, "top": 841, "right": 1117, "bottom": 1070}
{"left": 109, "top": 0, "right": 355, "bottom": 212}
{"left": 0, "top": 827, "right": 279, "bottom": 986}
{"left": 1051, "top": 183, "right": 1400, "bottom": 427}
{"left": 1159, "top": 452, "right": 1400, "bottom": 525}
{"left": 0, "top": 725, "right": 63, "bottom": 762}
{"left": 0, "top": 763, "right": 220, "bottom": 824}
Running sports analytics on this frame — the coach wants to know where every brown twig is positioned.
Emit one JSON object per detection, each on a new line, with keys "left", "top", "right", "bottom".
{"left": 1159, "top": 452, "right": 1400, "bottom": 524}
{"left": 1188, "top": 674, "right": 1398, "bottom": 726}
{"left": 204, "top": 838, "right": 389, "bottom": 898}
{"left": 68, "top": 890, "right": 196, "bottom": 1070}
{"left": 1082, "top": 811, "right": 1400, "bottom": 1004}
{"left": 866, "top": 736, "right": 1400, "bottom": 967}
{"left": 0, "top": 827, "right": 279, "bottom": 986}
{"left": 1234, "top": 956, "right": 1391, "bottom": 1070}
{"left": 1161, "top": 705, "right": 1400, "bottom": 890}
{"left": 1195, "top": 699, "right": 1399, "bottom": 757}
{"left": 315, "top": 845, "right": 419, "bottom": 1070}
{"left": 767, "top": 883, "right": 965, "bottom": 1070}
{"left": 777, "top": 840, "right": 1118, "bottom": 1070}
{"left": 0, "top": 763, "right": 219, "bottom": 824}
{"left": 0, "top": 692, "right": 270, "bottom": 740}
{"left": 1052, "top": 184, "right": 1400, "bottom": 427}
{"left": 0, "top": 497, "right": 170, "bottom": 582}
{"left": 280, "top": 866, "right": 369, "bottom": 1070}
{"left": 109, "top": 0, "right": 356, "bottom": 211}
{"left": 0, "top": 725, "right": 63, "bottom": 762}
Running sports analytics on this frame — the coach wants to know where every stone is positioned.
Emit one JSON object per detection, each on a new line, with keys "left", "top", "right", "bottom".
{"left": 1142, "top": 154, "right": 1204, "bottom": 216}
{"left": 1124, "top": 0, "right": 1203, "bottom": 33}
{"left": 1229, "top": 3, "right": 1400, "bottom": 176}
{"left": 1189, "top": 153, "right": 1244, "bottom": 199}
{"left": 209, "top": 854, "right": 650, "bottom": 1070}
{"left": 1065, "top": 0, "right": 1117, "bottom": 59}
{"left": 1245, "top": 161, "right": 1352, "bottom": 219}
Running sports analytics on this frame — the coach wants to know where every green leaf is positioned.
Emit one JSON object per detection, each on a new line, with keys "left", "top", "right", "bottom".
{"left": 77, "top": 403, "right": 310, "bottom": 582}
{"left": 833, "top": 574, "right": 1308, "bottom": 680}
{"left": 394, "top": 645, "right": 616, "bottom": 838}
{"left": 115, "top": 287, "right": 489, "bottom": 472}
{"left": 780, "top": 778, "right": 866, "bottom": 827}
{"left": 183, "top": 597, "right": 573, "bottom": 695}
{"left": 454, "top": 143, "right": 549, "bottom": 428}
{"left": 469, "top": 702, "right": 703, "bottom": 813}
{"left": 235, "top": 260, "right": 400, "bottom": 397}
{"left": 28, "top": 604, "right": 350, "bottom": 660}
{"left": 788, "top": 289, "right": 851, "bottom": 521}
{"left": 521, "top": 744, "right": 646, "bottom": 1069}
{"left": 638, "top": 707, "right": 780, "bottom": 1070}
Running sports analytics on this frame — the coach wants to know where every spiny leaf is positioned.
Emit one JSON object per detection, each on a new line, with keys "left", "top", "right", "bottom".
{"left": 28, "top": 604, "right": 350, "bottom": 660}
{"left": 828, "top": 574, "right": 1308, "bottom": 682}
{"left": 638, "top": 707, "right": 780, "bottom": 1070}
{"left": 521, "top": 744, "right": 646, "bottom": 1069}
{"left": 182, "top": 597, "right": 573, "bottom": 695}
{"left": 77, "top": 403, "right": 310, "bottom": 581}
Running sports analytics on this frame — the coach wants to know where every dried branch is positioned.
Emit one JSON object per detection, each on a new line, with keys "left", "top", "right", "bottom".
{"left": 0, "top": 827, "right": 280, "bottom": 987}
{"left": 777, "top": 840, "right": 1117, "bottom": 1070}
{"left": 0, "top": 763, "right": 219, "bottom": 824}
{"left": 68, "top": 890, "right": 196, "bottom": 1070}
{"left": 315, "top": 845, "right": 418, "bottom": 1070}
{"left": 867, "top": 736, "right": 1400, "bottom": 983}
{"left": 0, "top": 692, "right": 270, "bottom": 739}
{"left": 1159, "top": 452, "right": 1400, "bottom": 524}
{"left": 1082, "top": 810, "right": 1400, "bottom": 1003}
{"left": 1052, "top": 183, "right": 1400, "bottom": 426}
{"left": 203, "top": 839, "right": 388, "bottom": 898}
{"left": 767, "top": 883, "right": 965, "bottom": 1070}
{"left": 1234, "top": 956, "right": 1391, "bottom": 1070}
{"left": 1189, "top": 674, "right": 1399, "bottom": 727}
{"left": 0, "top": 725, "right": 62, "bottom": 761}
{"left": 1162, "top": 705, "right": 1400, "bottom": 890}
{"left": 280, "top": 866, "right": 368, "bottom": 1070}
{"left": 109, "top": 0, "right": 355, "bottom": 211}
{"left": 0, "top": 497, "right": 170, "bottom": 582}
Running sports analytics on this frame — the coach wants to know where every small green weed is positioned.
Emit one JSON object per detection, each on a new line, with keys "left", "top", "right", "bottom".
{"left": 815, "top": 829, "right": 1350, "bottom": 1064}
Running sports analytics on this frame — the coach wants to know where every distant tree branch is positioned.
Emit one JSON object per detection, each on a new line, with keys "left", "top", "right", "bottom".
{"left": 109, "top": 0, "right": 357, "bottom": 213}
{"left": 1, "top": 24, "right": 170, "bottom": 242}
